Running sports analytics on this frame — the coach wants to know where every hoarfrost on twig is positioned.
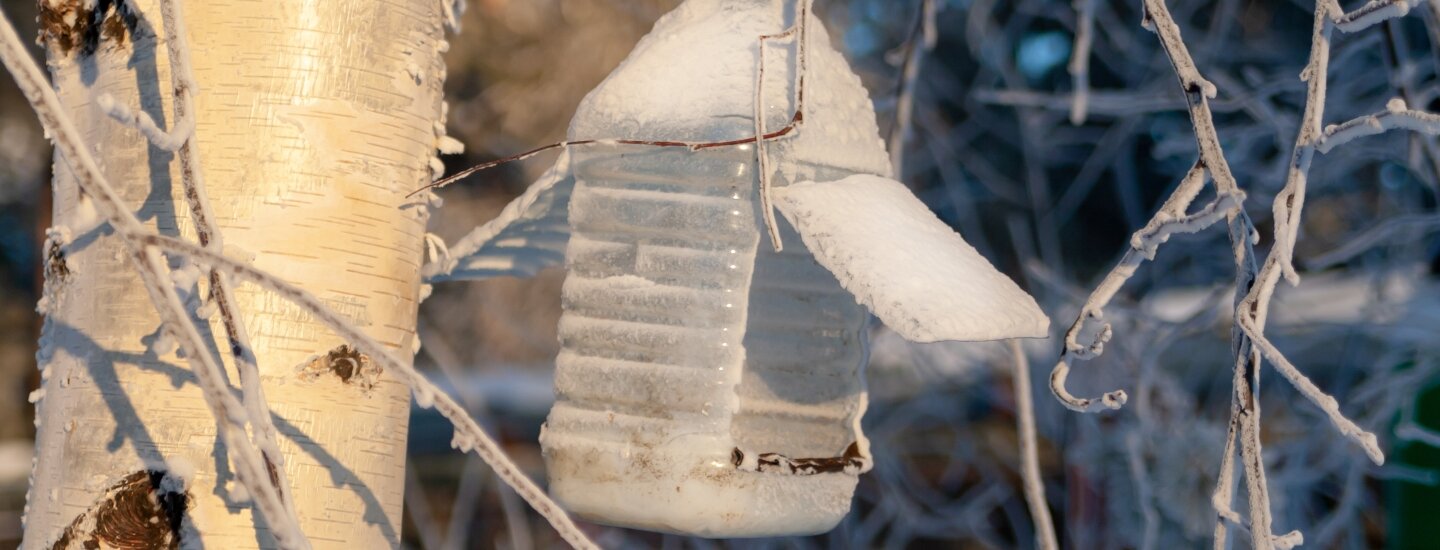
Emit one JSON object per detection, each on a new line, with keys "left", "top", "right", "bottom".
{"left": 1316, "top": 99, "right": 1440, "bottom": 153}
{"left": 94, "top": 93, "right": 193, "bottom": 152}
{"left": 1008, "top": 340, "right": 1058, "bottom": 550}
{"left": 1334, "top": 0, "right": 1432, "bottom": 32}
{"left": 1049, "top": 0, "right": 1404, "bottom": 547}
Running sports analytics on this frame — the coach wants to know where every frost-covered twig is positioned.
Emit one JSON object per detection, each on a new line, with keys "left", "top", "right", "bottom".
{"left": 0, "top": 7, "right": 309, "bottom": 548}
{"left": 1210, "top": 2, "right": 1391, "bottom": 546}
{"left": 889, "top": 0, "right": 938, "bottom": 172}
{"left": 1244, "top": 0, "right": 1332, "bottom": 321}
{"left": 1051, "top": 0, "right": 1254, "bottom": 393}
{"left": 1008, "top": 341, "right": 1057, "bottom": 550}
{"left": 1316, "top": 98, "right": 1440, "bottom": 153}
{"left": 1335, "top": 0, "right": 1431, "bottom": 33}
{"left": 1228, "top": 0, "right": 1387, "bottom": 467}
{"left": 131, "top": 234, "right": 600, "bottom": 550}
{"left": 1051, "top": 0, "right": 1375, "bottom": 547}
{"left": 1168, "top": 0, "right": 1386, "bottom": 545}
{"left": 1139, "top": 0, "right": 1237, "bottom": 195}
{"left": 1198, "top": 9, "right": 1342, "bottom": 550}
{"left": 1050, "top": 163, "right": 1241, "bottom": 412}
{"left": 1067, "top": 0, "right": 1095, "bottom": 124}
{"left": 94, "top": 93, "right": 193, "bottom": 151}
{"left": 752, "top": 0, "right": 809, "bottom": 250}
{"left": 153, "top": 0, "right": 298, "bottom": 519}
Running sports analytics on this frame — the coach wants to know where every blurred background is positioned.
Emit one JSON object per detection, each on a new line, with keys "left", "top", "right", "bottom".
{"left": 3, "top": 0, "right": 1440, "bottom": 547}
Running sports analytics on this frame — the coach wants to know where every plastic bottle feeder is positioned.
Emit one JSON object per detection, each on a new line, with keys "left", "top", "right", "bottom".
{"left": 534, "top": 0, "right": 1049, "bottom": 538}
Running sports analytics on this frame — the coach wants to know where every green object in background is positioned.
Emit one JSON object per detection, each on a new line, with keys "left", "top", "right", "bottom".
{"left": 1391, "top": 380, "right": 1440, "bottom": 549}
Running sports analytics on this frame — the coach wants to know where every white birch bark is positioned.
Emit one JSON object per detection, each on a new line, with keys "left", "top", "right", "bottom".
{"left": 24, "top": 0, "right": 446, "bottom": 547}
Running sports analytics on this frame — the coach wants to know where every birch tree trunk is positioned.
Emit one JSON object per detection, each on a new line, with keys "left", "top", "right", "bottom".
{"left": 24, "top": 0, "right": 446, "bottom": 547}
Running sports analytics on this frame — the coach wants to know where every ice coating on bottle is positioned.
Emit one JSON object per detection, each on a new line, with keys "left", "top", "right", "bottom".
{"left": 544, "top": 143, "right": 868, "bottom": 537}
{"left": 540, "top": 0, "right": 876, "bottom": 537}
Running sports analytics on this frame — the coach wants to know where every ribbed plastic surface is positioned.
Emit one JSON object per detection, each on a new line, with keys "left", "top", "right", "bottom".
{"left": 541, "top": 146, "right": 868, "bottom": 537}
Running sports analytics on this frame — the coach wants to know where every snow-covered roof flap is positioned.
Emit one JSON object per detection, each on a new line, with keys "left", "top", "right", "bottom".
{"left": 773, "top": 174, "right": 1049, "bottom": 342}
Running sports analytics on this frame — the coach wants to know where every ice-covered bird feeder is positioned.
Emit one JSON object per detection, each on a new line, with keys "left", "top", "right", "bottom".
{"left": 426, "top": 0, "right": 1048, "bottom": 538}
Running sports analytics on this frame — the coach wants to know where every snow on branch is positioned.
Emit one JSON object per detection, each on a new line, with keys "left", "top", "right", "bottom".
{"left": 1316, "top": 98, "right": 1440, "bottom": 153}
{"left": 0, "top": 6, "right": 309, "bottom": 548}
{"left": 131, "top": 234, "right": 601, "bottom": 550}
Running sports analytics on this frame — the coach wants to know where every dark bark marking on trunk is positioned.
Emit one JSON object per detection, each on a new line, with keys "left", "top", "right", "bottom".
{"left": 50, "top": 470, "right": 190, "bottom": 550}
{"left": 38, "top": 0, "right": 144, "bottom": 57}
{"left": 297, "top": 344, "right": 381, "bottom": 392}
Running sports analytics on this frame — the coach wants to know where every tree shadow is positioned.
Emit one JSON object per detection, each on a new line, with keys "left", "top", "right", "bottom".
{"left": 43, "top": 320, "right": 209, "bottom": 550}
